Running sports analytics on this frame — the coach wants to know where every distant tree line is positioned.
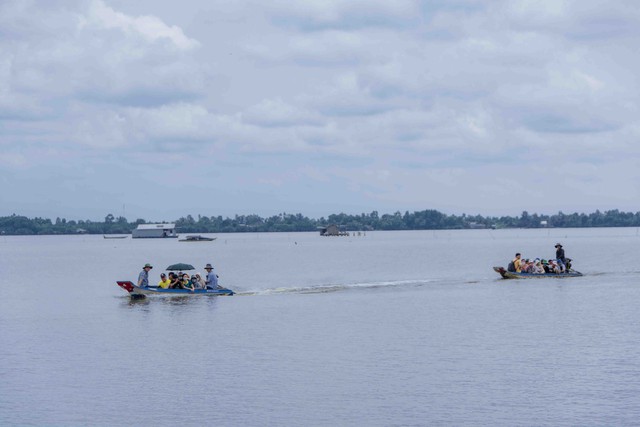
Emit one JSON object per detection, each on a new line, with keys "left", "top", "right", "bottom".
{"left": 1, "top": 209, "right": 640, "bottom": 235}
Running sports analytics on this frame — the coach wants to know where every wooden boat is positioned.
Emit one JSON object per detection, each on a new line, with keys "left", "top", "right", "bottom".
{"left": 493, "top": 266, "right": 583, "bottom": 279}
{"left": 116, "top": 281, "right": 234, "bottom": 297}
{"left": 104, "top": 235, "right": 128, "bottom": 239}
{"left": 179, "top": 235, "right": 216, "bottom": 242}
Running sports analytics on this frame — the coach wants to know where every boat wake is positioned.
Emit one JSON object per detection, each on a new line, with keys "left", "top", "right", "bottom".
{"left": 587, "top": 270, "right": 640, "bottom": 277}
{"left": 237, "top": 279, "right": 438, "bottom": 296}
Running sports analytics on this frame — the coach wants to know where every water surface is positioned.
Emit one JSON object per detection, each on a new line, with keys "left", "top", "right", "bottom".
{"left": 1, "top": 228, "right": 639, "bottom": 425}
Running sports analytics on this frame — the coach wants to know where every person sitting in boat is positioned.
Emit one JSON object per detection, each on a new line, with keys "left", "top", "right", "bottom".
{"left": 564, "top": 258, "right": 573, "bottom": 272}
{"left": 531, "top": 259, "right": 545, "bottom": 274}
{"left": 138, "top": 263, "right": 152, "bottom": 288}
{"left": 522, "top": 259, "right": 536, "bottom": 273}
{"left": 190, "top": 275, "right": 201, "bottom": 289}
{"left": 518, "top": 259, "right": 527, "bottom": 273}
{"left": 547, "top": 259, "right": 561, "bottom": 274}
{"left": 541, "top": 259, "right": 551, "bottom": 273}
{"left": 158, "top": 273, "right": 171, "bottom": 289}
{"left": 169, "top": 272, "right": 183, "bottom": 289}
{"left": 182, "top": 273, "right": 195, "bottom": 292}
{"left": 204, "top": 263, "right": 222, "bottom": 289}
{"left": 194, "top": 273, "right": 206, "bottom": 289}
{"left": 507, "top": 253, "right": 522, "bottom": 272}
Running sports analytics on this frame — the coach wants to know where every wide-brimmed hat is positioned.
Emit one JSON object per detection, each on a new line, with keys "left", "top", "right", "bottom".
{"left": 204, "top": 263, "right": 214, "bottom": 269}
{"left": 555, "top": 243, "right": 562, "bottom": 248}
{"left": 143, "top": 263, "right": 153, "bottom": 269}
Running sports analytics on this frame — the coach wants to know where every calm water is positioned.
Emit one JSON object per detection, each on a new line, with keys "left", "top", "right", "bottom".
{"left": 1, "top": 228, "right": 640, "bottom": 426}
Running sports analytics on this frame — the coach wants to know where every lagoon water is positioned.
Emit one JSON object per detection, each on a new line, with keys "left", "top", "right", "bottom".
{"left": 1, "top": 228, "right": 640, "bottom": 426}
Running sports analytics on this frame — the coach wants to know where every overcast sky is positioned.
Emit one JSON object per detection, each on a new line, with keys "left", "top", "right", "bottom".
{"left": 1, "top": 0, "right": 639, "bottom": 221}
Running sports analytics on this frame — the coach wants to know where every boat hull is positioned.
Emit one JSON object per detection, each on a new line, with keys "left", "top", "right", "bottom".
{"left": 179, "top": 236, "right": 216, "bottom": 242}
{"left": 116, "top": 281, "right": 234, "bottom": 296}
{"left": 493, "top": 266, "right": 583, "bottom": 279}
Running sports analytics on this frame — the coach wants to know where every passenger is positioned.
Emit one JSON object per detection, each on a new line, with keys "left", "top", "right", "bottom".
{"left": 190, "top": 275, "right": 200, "bottom": 289}
{"left": 508, "top": 253, "right": 522, "bottom": 273}
{"left": 169, "top": 272, "right": 183, "bottom": 289}
{"left": 522, "top": 259, "right": 534, "bottom": 273}
{"left": 137, "top": 263, "right": 153, "bottom": 288}
{"left": 194, "top": 273, "right": 206, "bottom": 289}
{"left": 555, "top": 243, "right": 567, "bottom": 272}
{"left": 182, "top": 273, "right": 195, "bottom": 292}
{"left": 548, "top": 259, "right": 561, "bottom": 274}
{"left": 565, "top": 258, "right": 573, "bottom": 272}
{"left": 532, "top": 259, "right": 545, "bottom": 274}
{"left": 158, "top": 272, "right": 171, "bottom": 289}
{"left": 204, "top": 263, "right": 221, "bottom": 289}
{"left": 541, "top": 259, "right": 550, "bottom": 273}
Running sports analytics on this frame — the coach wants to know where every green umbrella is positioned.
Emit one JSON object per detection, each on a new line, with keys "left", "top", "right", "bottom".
{"left": 166, "top": 263, "right": 195, "bottom": 271}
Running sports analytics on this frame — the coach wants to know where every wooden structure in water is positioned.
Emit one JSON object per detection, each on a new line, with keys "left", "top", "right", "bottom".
{"left": 319, "top": 224, "right": 349, "bottom": 236}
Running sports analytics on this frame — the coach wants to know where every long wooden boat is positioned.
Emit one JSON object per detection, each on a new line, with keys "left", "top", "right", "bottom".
{"left": 116, "top": 281, "right": 234, "bottom": 296}
{"left": 493, "top": 266, "right": 583, "bottom": 279}
{"left": 104, "top": 235, "right": 128, "bottom": 239}
{"left": 179, "top": 235, "right": 216, "bottom": 242}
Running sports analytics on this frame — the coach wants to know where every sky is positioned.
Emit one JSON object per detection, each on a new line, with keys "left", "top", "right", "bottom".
{"left": 1, "top": 0, "right": 639, "bottom": 221}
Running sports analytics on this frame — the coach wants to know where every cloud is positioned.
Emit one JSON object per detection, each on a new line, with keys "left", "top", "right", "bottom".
{"left": 79, "top": 0, "right": 200, "bottom": 50}
{"left": 2, "top": 0, "right": 640, "bottom": 219}
{"left": 504, "top": 0, "right": 640, "bottom": 39}
{"left": 264, "top": 0, "right": 421, "bottom": 30}
{"left": 242, "top": 98, "right": 323, "bottom": 127}
{"left": 0, "top": 0, "right": 205, "bottom": 121}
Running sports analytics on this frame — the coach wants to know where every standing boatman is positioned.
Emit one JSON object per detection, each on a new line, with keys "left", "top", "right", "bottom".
{"left": 138, "top": 263, "right": 153, "bottom": 288}
{"left": 204, "top": 263, "right": 220, "bottom": 289}
{"left": 555, "top": 243, "right": 567, "bottom": 272}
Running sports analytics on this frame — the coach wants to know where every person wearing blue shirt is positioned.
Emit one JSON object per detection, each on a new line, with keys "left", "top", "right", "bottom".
{"left": 204, "top": 263, "right": 220, "bottom": 289}
{"left": 138, "top": 263, "right": 152, "bottom": 287}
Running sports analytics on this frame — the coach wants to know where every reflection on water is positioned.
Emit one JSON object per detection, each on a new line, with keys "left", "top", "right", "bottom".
{"left": 121, "top": 295, "right": 224, "bottom": 320}
{"left": 160, "top": 295, "right": 204, "bottom": 306}
{"left": 119, "top": 294, "right": 223, "bottom": 313}
{"left": 126, "top": 297, "right": 150, "bottom": 306}
{"left": 120, "top": 295, "right": 150, "bottom": 309}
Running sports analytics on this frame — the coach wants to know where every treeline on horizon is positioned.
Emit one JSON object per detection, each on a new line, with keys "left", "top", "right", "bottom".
{"left": 1, "top": 209, "right": 640, "bottom": 235}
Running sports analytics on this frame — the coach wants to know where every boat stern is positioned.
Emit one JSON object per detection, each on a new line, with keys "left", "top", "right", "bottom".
{"left": 116, "top": 280, "right": 151, "bottom": 296}
{"left": 116, "top": 280, "right": 135, "bottom": 293}
{"left": 493, "top": 266, "right": 511, "bottom": 279}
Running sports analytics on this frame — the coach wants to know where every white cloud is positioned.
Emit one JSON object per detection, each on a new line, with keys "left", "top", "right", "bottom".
{"left": 2, "top": 0, "right": 640, "bottom": 219}
{"left": 80, "top": 0, "right": 200, "bottom": 50}
{"left": 0, "top": 0, "right": 205, "bottom": 118}
{"left": 264, "top": 0, "right": 421, "bottom": 30}
{"left": 243, "top": 98, "right": 323, "bottom": 127}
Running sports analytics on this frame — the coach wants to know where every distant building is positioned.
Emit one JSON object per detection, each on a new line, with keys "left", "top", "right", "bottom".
{"left": 319, "top": 224, "right": 349, "bottom": 236}
{"left": 76, "top": 228, "right": 88, "bottom": 234}
{"left": 468, "top": 222, "right": 487, "bottom": 229}
{"left": 132, "top": 223, "right": 178, "bottom": 238}
{"left": 540, "top": 220, "right": 548, "bottom": 227}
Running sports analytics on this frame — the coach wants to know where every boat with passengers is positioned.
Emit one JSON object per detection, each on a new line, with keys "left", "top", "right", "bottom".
{"left": 116, "top": 280, "right": 234, "bottom": 296}
{"left": 116, "top": 262, "right": 234, "bottom": 297}
{"left": 493, "top": 266, "right": 582, "bottom": 279}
